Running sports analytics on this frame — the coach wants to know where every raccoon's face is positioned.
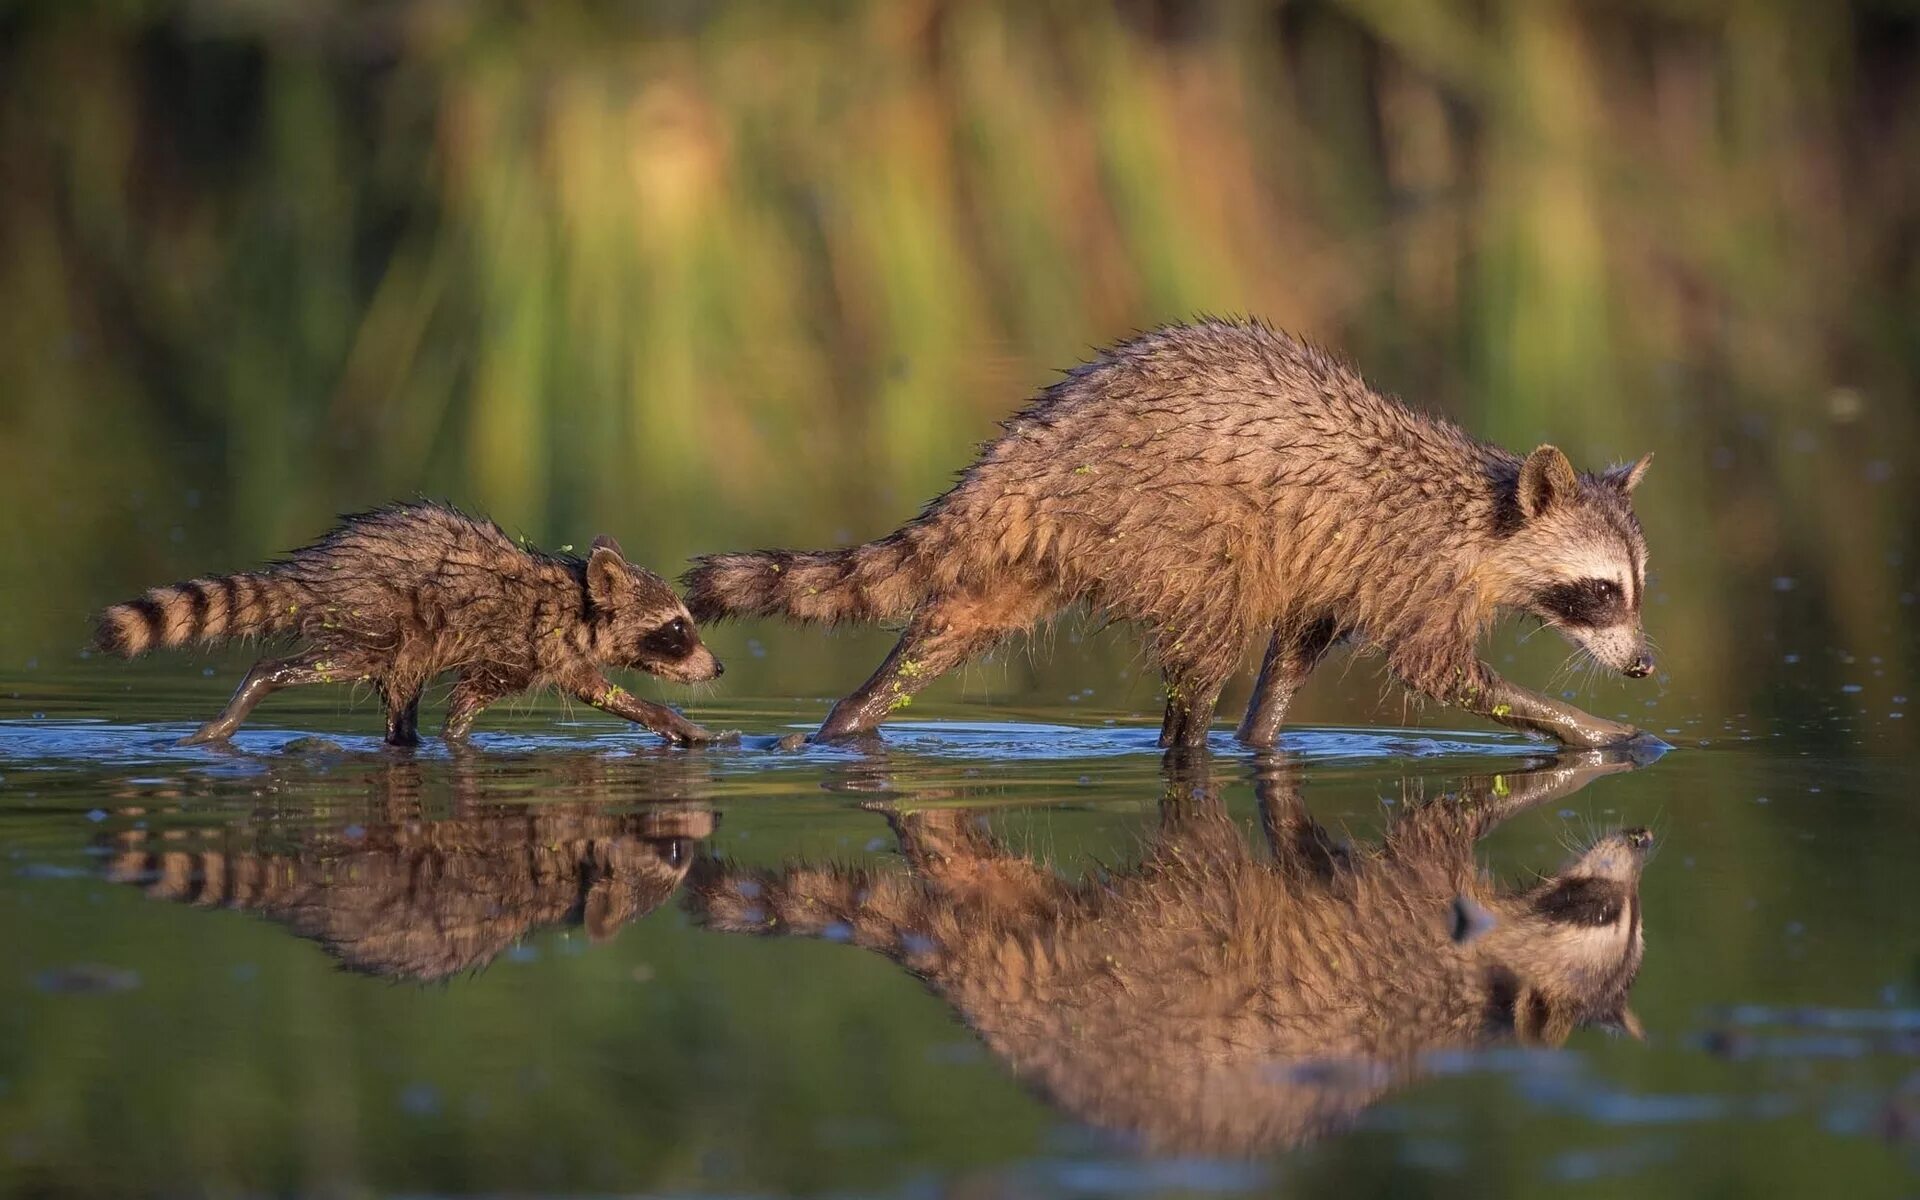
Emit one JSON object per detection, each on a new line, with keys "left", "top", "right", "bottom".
{"left": 1482, "top": 826, "right": 1653, "bottom": 1044}
{"left": 1492, "top": 446, "right": 1655, "bottom": 679}
{"left": 584, "top": 824, "right": 712, "bottom": 942}
{"left": 585, "top": 538, "right": 724, "bottom": 684}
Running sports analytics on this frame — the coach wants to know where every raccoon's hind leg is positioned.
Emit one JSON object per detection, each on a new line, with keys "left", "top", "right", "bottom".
{"left": 815, "top": 590, "right": 1044, "bottom": 742}
{"left": 1236, "top": 618, "right": 1340, "bottom": 749}
{"left": 182, "top": 652, "right": 356, "bottom": 745}
{"left": 877, "top": 807, "right": 1053, "bottom": 909}
{"left": 380, "top": 681, "right": 423, "bottom": 747}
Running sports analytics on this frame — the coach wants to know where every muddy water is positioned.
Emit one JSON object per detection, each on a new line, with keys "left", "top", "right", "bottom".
{"left": 1, "top": 675, "right": 1915, "bottom": 1197}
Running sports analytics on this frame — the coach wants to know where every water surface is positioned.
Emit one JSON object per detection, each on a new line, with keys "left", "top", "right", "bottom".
{"left": 1, "top": 675, "right": 1914, "bottom": 1197}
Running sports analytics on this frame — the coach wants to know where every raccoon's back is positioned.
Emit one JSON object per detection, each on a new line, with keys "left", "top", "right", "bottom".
{"left": 278, "top": 503, "right": 562, "bottom": 642}
{"left": 922, "top": 321, "right": 1495, "bottom": 605}
{"left": 287, "top": 502, "right": 537, "bottom": 590}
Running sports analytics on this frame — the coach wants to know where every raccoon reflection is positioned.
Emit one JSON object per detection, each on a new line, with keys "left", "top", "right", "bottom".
{"left": 687, "top": 755, "right": 1654, "bottom": 1154}
{"left": 103, "top": 760, "right": 716, "bottom": 980}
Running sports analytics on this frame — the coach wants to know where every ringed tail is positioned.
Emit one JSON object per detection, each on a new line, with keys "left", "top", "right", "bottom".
{"left": 94, "top": 572, "right": 305, "bottom": 658}
{"left": 683, "top": 535, "right": 928, "bottom": 626}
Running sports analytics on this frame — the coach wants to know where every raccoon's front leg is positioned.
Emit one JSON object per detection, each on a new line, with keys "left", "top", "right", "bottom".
{"left": 442, "top": 673, "right": 510, "bottom": 740}
{"left": 1465, "top": 671, "right": 1641, "bottom": 749}
{"left": 1454, "top": 753, "right": 1643, "bottom": 832}
{"left": 567, "top": 668, "right": 715, "bottom": 745}
{"left": 1237, "top": 618, "right": 1340, "bottom": 749}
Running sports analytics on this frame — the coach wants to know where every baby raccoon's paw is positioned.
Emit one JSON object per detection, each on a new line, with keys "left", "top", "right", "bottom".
{"left": 1555, "top": 715, "right": 1642, "bottom": 750}
{"left": 676, "top": 725, "right": 741, "bottom": 747}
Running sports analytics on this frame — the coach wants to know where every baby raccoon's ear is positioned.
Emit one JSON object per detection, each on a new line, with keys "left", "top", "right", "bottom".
{"left": 1603, "top": 452, "right": 1653, "bottom": 494}
{"left": 587, "top": 546, "right": 629, "bottom": 612}
{"left": 591, "top": 534, "right": 626, "bottom": 558}
{"left": 1518, "top": 445, "right": 1578, "bottom": 519}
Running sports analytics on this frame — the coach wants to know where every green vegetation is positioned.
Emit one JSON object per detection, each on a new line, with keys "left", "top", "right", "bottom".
{"left": 2, "top": 1, "right": 1914, "bottom": 729}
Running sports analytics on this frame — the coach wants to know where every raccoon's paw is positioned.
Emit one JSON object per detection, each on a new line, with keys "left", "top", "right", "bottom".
{"left": 1551, "top": 714, "right": 1643, "bottom": 750}
{"left": 1621, "top": 729, "right": 1673, "bottom": 765}
{"left": 677, "top": 726, "right": 742, "bottom": 747}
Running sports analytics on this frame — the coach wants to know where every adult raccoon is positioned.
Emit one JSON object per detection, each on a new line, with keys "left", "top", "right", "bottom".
{"left": 687, "top": 319, "right": 1656, "bottom": 748}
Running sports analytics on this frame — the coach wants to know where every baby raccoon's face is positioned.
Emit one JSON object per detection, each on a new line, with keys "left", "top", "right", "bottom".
{"left": 1482, "top": 826, "right": 1653, "bottom": 1043}
{"left": 585, "top": 541, "right": 723, "bottom": 684}
{"left": 1490, "top": 446, "right": 1656, "bottom": 680}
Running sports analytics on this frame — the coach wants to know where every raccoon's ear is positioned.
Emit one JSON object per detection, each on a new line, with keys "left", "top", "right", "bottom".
{"left": 1519, "top": 445, "right": 1579, "bottom": 519}
{"left": 587, "top": 546, "right": 629, "bottom": 611}
{"left": 1604, "top": 452, "right": 1653, "bottom": 494}
{"left": 591, "top": 534, "right": 626, "bottom": 559}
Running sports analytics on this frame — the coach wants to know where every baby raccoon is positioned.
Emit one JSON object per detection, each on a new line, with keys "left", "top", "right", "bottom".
{"left": 105, "top": 800, "right": 715, "bottom": 980}
{"left": 95, "top": 501, "right": 723, "bottom": 746}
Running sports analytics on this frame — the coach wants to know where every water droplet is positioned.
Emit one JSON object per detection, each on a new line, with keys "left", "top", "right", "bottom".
{"left": 398, "top": 1083, "right": 441, "bottom": 1117}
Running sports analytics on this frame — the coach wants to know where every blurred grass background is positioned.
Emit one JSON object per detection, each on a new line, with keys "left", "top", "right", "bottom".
{"left": 0, "top": 0, "right": 1915, "bottom": 731}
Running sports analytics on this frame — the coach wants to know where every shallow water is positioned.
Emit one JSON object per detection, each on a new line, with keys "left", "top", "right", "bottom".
{"left": 2, "top": 671, "right": 1916, "bottom": 1197}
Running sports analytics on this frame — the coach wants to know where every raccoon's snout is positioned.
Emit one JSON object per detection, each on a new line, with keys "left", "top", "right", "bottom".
{"left": 1624, "top": 826, "right": 1654, "bottom": 850}
{"left": 1623, "top": 653, "right": 1654, "bottom": 679}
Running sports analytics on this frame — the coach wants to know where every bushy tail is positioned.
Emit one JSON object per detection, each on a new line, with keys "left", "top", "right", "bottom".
{"left": 94, "top": 572, "right": 304, "bottom": 658}
{"left": 683, "top": 534, "right": 928, "bottom": 626}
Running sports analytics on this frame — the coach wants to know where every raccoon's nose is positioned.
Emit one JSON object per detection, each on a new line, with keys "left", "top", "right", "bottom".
{"left": 1624, "top": 653, "right": 1654, "bottom": 679}
{"left": 1624, "top": 827, "right": 1654, "bottom": 849}
{"left": 711, "top": 659, "right": 724, "bottom": 677}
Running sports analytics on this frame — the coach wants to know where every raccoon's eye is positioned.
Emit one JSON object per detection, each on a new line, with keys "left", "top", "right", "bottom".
{"left": 1536, "top": 579, "right": 1624, "bottom": 627}
{"left": 641, "top": 617, "right": 694, "bottom": 658}
{"left": 1533, "top": 877, "right": 1626, "bottom": 926}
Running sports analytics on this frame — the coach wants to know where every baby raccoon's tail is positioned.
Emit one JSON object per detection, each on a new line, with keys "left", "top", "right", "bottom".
{"left": 683, "top": 533, "right": 929, "bottom": 626}
{"left": 94, "top": 572, "right": 307, "bottom": 658}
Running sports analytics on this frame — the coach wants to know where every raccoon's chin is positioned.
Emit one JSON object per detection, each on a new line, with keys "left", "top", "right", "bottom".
{"left": 1558, "top": 628, "right": 1652, "bottom": 679}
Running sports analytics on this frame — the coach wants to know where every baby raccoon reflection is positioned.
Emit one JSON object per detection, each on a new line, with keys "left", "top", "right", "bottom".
{"left": 104, "top": 780, "right": 716, "bottom": 981}
{"left": 687, "top": 755, "right": 1655, "bottom": 1154}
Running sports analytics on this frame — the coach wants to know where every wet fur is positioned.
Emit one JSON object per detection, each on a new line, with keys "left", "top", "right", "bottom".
{"left": 105, "top": 802, "right": 713, "bottom": 981}
{"left": 686, "top": 319, "right": 1652, "bottom": 744}
{"left": 686, "top": 757, "right": 1652, "bottom": 1152}
{"left": 95, "top": 501, "right": 720, "bottom": 744}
